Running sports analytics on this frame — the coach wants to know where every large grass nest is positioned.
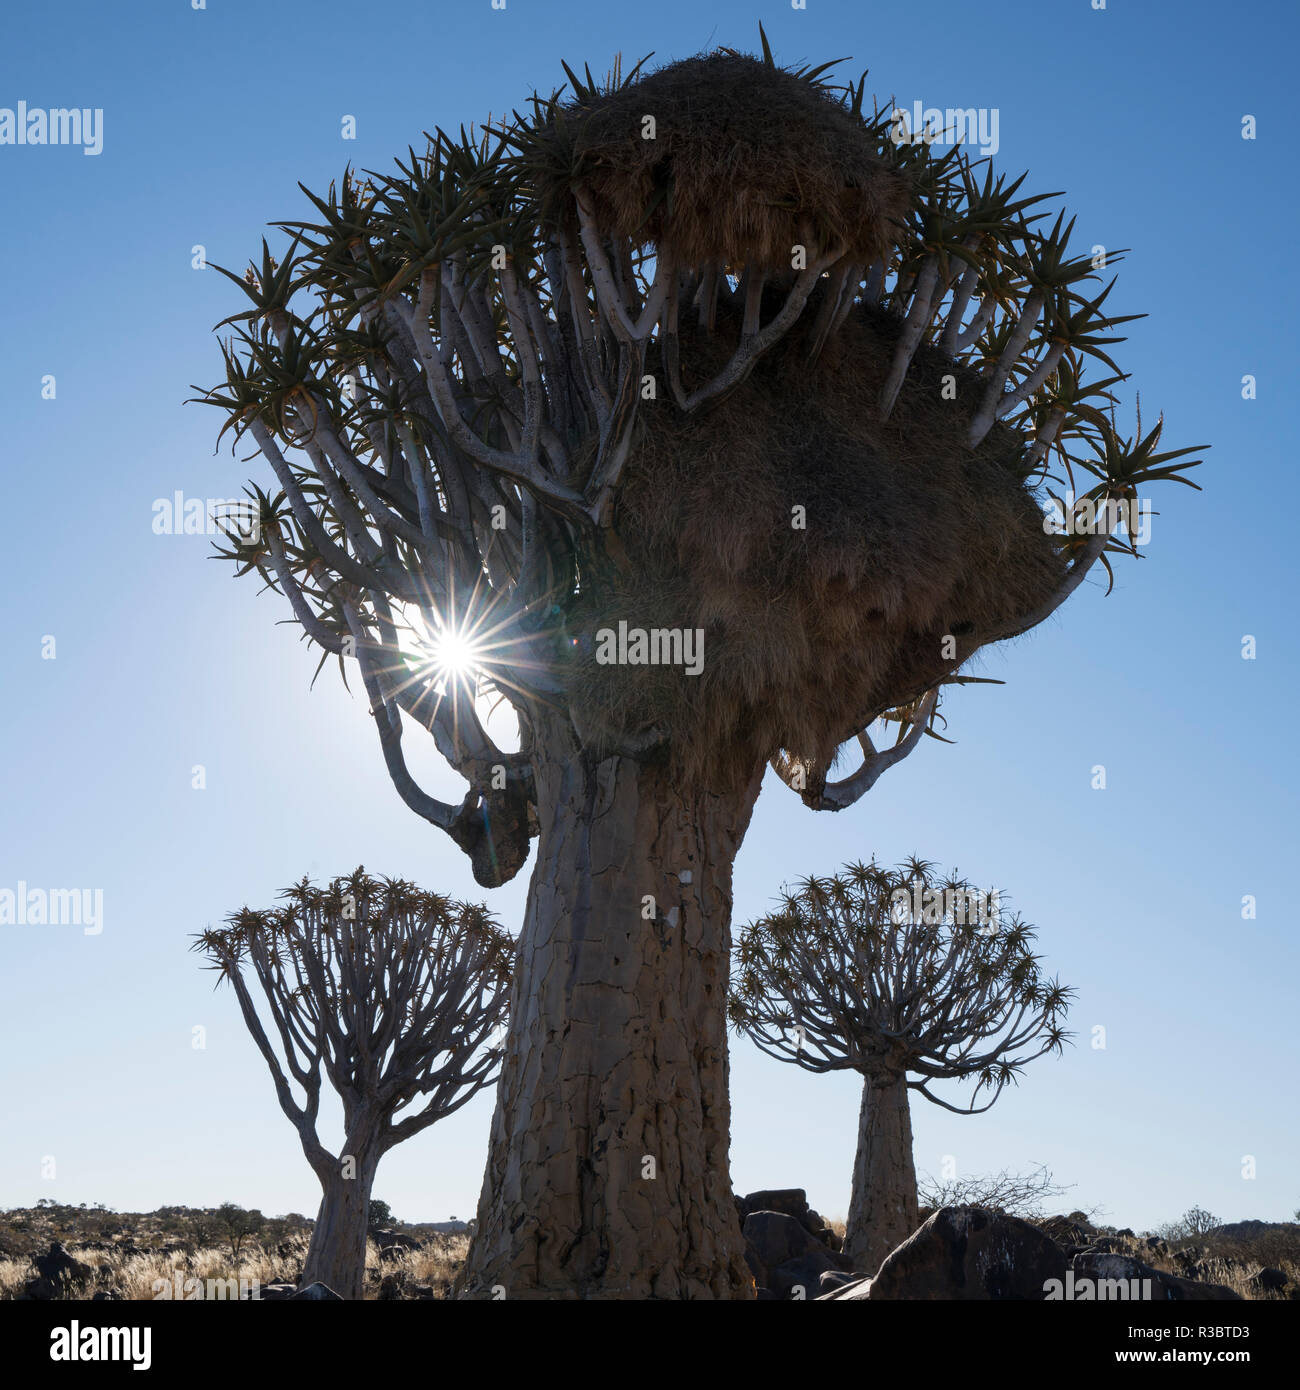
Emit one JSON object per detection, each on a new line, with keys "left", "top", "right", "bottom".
{"left": 550, "top": 53, "right": 910, "bottom": 270}
{"left": 562, "top": 290, "right": 1069, "bottom": 786}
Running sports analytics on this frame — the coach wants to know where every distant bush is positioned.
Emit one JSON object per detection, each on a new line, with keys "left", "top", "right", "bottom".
{"left": 917, "top": 1164, "right": 1077, "bottom": 1221}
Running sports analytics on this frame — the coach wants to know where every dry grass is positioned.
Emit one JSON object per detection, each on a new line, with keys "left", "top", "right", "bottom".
{"left": 0, "top": 1231, "right": 471, "bottom": 1301}
{"left": 566, "top": 298, "right": 1063, "bottom": 785}
{"left": 1030, "top": 1223, "right": 1300, "bottom": 1301}
{"left": 365, "top": 1234, "right": 469, "bottom": 1299}
{"left": 537, "top": 53, "right": 909, "bottom": 273}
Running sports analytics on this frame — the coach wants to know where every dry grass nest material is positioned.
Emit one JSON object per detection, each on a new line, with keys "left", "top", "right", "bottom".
{"left": 551, "top": 53, "right": 911, "bottom": 271}
{"left": 563, "top": 294, "right": 1068, "bottom": 785}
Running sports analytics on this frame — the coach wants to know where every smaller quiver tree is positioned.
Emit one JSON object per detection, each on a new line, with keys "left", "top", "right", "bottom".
{"left": 729, "top": 858, "right": 1071, "bottom": 1274}
{"left": 195, "top": 869, "right": 513, "bottom": 1299}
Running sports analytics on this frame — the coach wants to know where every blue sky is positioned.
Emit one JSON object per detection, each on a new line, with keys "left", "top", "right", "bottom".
{"left": 0, "top": 0, "right": 1295, "bottom": 1233}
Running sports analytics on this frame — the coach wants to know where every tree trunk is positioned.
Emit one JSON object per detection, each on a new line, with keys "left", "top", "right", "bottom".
{"left": 300, "top": 1152, "right": 378, "bottom": 1300}
{"left": 844, "top": 1070, "right": 918, "bottom": 1275}
{"left": 459, "top": 737, "right": 763, "bottom": 1299}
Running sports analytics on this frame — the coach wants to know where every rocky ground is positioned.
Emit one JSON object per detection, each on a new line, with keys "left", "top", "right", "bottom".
{"left": 736, "top": 1189, "right": 1300, "bottom": 1301}
{"left": 0, "top": 1204, "right": 467, "bottom": 1302}
{"left": 3, "top": 1198, "right": 1296, "bottom": 1301}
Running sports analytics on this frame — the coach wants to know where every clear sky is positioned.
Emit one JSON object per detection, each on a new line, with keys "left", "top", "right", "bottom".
{"left": 1, "top": 0, "right": 1295, "bottom": 1235}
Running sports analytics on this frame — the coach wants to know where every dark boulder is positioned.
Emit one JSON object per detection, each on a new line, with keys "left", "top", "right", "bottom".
{"left": 24, "top": 1243, "right": 94, "bottom": 1298}
{"left": 737, "top": 1188, "right": 839, "bottom": 1247}
{"left": 738, "top": 1189, "right": 812, "bottom": 1225}
{"left": 1247, "top": 1266, "right": 1287, "bottom": 1295}
{"left": 769, "top": 1247, "right": 845, "bottom": 1300}
{"left": 1071, "top": 1251, "right": 1240, "bottom": 1301}
{"left": 250, "top": 1282, "right": 297, "bottom": 1300}
{"left": 866, "top": 1206, "right": 1066, "bottom": 1300}
{"left": 743, "top": 1210, "right": 853, "bottom": 1296}
{"left": 1039, "top": 1215, "right": 1093, "bottom": 1249}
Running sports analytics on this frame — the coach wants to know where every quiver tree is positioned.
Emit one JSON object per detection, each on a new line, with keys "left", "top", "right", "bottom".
{"left": 194, "top": 871, "right": 512, "bottom": 1299}
{"left": 729, "top": 858, "right": 1072, "bottom": 1274}
{"left": 196, "top": 36, "right": 1198, "bottom": 1297}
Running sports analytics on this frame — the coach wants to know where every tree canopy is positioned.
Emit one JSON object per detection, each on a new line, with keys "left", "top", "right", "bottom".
{"left": 195, "top": 39, "right": 1203, "bottom": 885}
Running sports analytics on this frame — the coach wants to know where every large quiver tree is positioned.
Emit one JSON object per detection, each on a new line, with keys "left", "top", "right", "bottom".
{"left": 730, "top": 858, "right": 1072, "bottom": 1274}
{"left": 195, "top": 871, "right": 512, "bottom": 1299}
{"left": 198, "top": 39, "right": 1198, "bottom": 1298}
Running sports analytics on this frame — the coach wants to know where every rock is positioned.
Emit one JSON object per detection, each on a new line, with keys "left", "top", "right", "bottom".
{"left": 742, "top": 1211, "right": 817, "bottom": 1278}
{"left": 1071, "top": 1251, "right": 1241, "bottom": 1301}
{"left": 818, "top": 1269, "right": 859, "bottom": 1295}
{"left": 738, "top": 1189, "right": 812, "bottom": 1225}
{"left": 737, "top": 1188, "right": 839, "bottom": 1246}
{"left": 743, "top": 1211, "right": 853, "bottom": 1290}
{"left": 413, "top": 1283, "right": 436, "bottom": 1299}
{"left": 378, "top": 1273, "right": 405, "bottom": 1300}
{"left": 1116, "top": 1228, "right": 1136, "bottom": 1239}
{"left": 1039, "top": 1215, "right": 1092, "bottom": 1248}
{"left": 866, "top": 1206, "right": 1067, "bottom": 1300}
{"left": 290, "top": 1281, "right": 344, "bottom": 1300}
{"left": 34, "top": 1242, "right": 94, "bottom": 1291}
{"left": 251, "top": 1282, "right": 297, "bottom": 1300}
{"left": 1248, "top": 1267, "right": 1287, "bottom": 1294}
{"left": 770, "top": 1248, "right": 844, "bottom": 1300}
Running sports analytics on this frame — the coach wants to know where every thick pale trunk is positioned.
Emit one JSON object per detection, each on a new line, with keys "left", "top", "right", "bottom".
{"left": 300, "top": 1153, "right": 377, "bottom": 1300}
{"left": 459, "top": 740, "right": 762, "bottom": 1299}
{"left": 844, "top": 1071, "right": 918, "bottom": 1275}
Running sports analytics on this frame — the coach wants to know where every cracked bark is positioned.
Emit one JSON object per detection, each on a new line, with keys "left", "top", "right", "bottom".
{"left": 459, "top": 722, "right": 763, "bottom": 1299}
{"left": 844, "top": 1071, "right": 918, "bottom": 1275}
{"left": 300, "top": 1148, "right": 378, "bottom": 1300}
